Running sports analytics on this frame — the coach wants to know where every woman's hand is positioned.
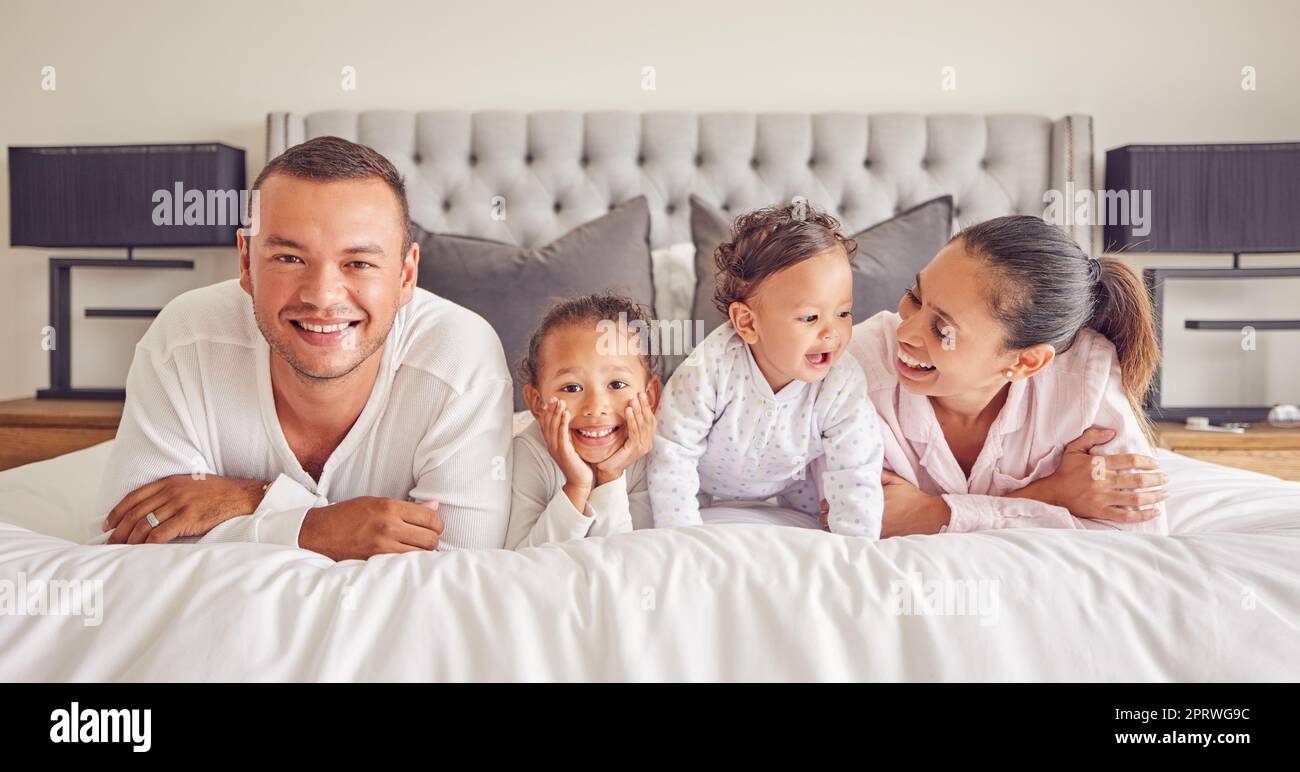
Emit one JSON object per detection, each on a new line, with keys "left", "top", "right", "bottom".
{"left": 1018, "top": 426, "right": 1167, "bottom": 522}
{"left": 880, "top": 471, "right": 951, "bottom": 537}
{"left": 819, "top": 474, "right": 951, "bottom": 536}
{"left": 103, "top": 474, "right": 267, "bottom": 544}
{"left": 593, "top": 392, "right": 655, "bottom": 487}
{"left": 540, "top": 398, "right": 594, "bottom": 511}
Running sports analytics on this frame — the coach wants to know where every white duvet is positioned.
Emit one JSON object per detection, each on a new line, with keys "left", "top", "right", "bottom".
{"left": 1, "top": 441, "right": 1298, "bottom": 682}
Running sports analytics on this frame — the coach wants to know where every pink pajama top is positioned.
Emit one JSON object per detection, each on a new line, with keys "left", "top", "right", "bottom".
{"left": 848, "top": 311, "right": 1168, "bottom": 534}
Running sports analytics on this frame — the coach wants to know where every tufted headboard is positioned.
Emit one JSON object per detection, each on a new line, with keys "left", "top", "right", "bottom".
{"left": 266, "top": 111, "right": 1094, "bottom": 254}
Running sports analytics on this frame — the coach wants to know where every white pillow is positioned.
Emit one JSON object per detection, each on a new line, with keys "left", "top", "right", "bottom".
{"left": 650, "top": 242, "right": 699, "bottom": 375}
{"left": 0, "top": 440, "right": 113, "bottom": 542}
{"left": 512, "top": 410, "right": 535, "bottom": 437}
{"left": 650, "top": 242, "right": 697, "bottom": 327}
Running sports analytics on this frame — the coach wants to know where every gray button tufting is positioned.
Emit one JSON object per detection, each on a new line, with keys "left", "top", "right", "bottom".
{"left": 265, "top": 111, "right": 1086, "bottom": 252}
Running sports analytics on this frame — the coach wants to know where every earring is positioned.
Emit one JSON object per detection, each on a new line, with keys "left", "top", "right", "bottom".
{"left": 1004, "top": 369, "right": 1014, "bottom": 379}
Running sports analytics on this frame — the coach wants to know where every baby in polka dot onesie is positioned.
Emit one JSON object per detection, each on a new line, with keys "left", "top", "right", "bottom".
{"left": 648, "top": 201, "right": 885, "bottom": 537}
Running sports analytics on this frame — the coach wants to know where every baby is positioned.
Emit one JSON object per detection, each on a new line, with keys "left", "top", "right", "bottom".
{"left": 648, "top": 201, "right": 884, "bottom": 537}
{"left": 506, "top": 294, "right": 660, "bottom": 549}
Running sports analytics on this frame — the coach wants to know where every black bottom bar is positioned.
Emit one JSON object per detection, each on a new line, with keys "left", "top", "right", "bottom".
{"left": 0, "top": 682, "right": 1288, "bottom": 759}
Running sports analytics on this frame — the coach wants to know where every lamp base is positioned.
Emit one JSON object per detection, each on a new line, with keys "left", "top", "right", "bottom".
{"left": 36, "top": 388, "right": 127, "bottom": 401}
{"left": 39, "top": 255, "right": 194, "bottom": 401}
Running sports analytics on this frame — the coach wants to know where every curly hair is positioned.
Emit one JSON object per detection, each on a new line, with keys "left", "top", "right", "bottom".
{"left": 712, "top": 200, "right": 857, "bottom": 317}
{"left": 518, "top": 293, "right": 661, "bottom": 387}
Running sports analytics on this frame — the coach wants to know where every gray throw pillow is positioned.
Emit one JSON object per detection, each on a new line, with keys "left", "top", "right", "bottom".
{"left": 415, "top": 196, "right": 655, "bottom": 410}
{"left": 689, "top": 195, "right": 954, "bottom": 333}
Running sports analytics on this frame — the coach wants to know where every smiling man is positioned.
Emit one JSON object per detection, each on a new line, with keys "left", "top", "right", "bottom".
{"left": 94, "top": 136, "right": 513, "bottom": 559}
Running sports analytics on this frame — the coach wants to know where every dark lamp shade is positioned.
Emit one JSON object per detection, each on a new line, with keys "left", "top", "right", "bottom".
{"left": 1103, "top": 142, "right": 1300, "bottom": 254}
{"left": 8, "top": 142, "right": 246, "bottom": 249}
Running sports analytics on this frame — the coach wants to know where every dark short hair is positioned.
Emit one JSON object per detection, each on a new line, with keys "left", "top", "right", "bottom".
{"left": 519, "top": 293, "right": 661, "bottom": 388}
{"left": 713, "top": 200, "right": 856, "bottom": 316}
{"left": 249, "top": 135, "right": 412, "bottom": 254}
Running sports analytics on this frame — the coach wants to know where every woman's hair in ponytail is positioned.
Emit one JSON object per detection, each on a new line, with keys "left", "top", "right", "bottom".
{"left": 1089, "top": 256, "right": 1161, "bottom": 418}
{"left": 956, "top": 215, "right": 1160, "bottom": 434}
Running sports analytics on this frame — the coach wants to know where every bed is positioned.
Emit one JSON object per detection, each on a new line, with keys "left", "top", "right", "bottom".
{"left": 1, "top": 438, "right": 1298, "bottom": 681}
{"left": 2, "top": 110, "right": 1297, "bottom": 681}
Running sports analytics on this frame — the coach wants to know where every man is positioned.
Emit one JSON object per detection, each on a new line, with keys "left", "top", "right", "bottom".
{"left": 94, "top": 136, "right": 513, "bottom": 559}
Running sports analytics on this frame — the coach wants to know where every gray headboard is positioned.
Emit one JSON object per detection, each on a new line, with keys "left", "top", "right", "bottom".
{"left": 266, "top": 111, "right": 1093, "bottom": 252}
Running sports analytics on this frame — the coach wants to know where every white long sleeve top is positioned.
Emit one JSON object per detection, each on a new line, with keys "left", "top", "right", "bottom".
{"left": 92, "top": 279, "right": 514, "bottom": 551}
{"left": 647, "top": 322, "right": 885, "bottom": 538}
{"left": 505, "top": 419, "right": 650, "bottom": 549}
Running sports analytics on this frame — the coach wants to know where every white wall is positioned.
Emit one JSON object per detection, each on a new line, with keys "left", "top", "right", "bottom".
{"left": 2, "top": 0, "right": 1298, "bottom": 400}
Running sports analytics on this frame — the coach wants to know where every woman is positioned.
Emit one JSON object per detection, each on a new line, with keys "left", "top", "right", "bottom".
{"left": 847, "top": 215, "right": 1169, "bottom": 536}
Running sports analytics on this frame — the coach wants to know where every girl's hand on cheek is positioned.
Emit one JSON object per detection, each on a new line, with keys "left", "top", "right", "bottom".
{"left": 594, "top": 391, "right": 656, "bottom": 486}
{"left": 542, "top": 398, "right": 594, "bottom": 495}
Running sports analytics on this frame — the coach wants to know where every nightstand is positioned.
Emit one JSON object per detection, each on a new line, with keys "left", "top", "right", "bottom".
{"left": 1154, "top": 421, "right": 1300, "bottom": 482}
{"left": 0, "top": 397, "right": 123, "bottom": 471}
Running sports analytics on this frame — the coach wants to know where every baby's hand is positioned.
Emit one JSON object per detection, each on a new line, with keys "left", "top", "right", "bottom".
{"left": 541, "top": 398, "right": 594, "bottom": 493}
{"left": 593, "top": 392, "right": 655, "bottom": 486}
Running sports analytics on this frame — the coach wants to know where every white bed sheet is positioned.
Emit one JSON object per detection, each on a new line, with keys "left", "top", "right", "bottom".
{"left": 0, "top": 440, "right": 1297, "bottom": 681}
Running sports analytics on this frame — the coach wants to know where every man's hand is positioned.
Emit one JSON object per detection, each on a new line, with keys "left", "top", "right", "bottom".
{"left": 104, "top": 475, "right": 268, "bottom": 545}
{"left": 298, "top": 497, "right": 443, "bottom": 561}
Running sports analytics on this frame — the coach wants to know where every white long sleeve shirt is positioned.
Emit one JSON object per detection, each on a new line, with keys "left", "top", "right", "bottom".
{"left": 647, "top": 322, "right": 885, "bottom": 538}
{"left": 505, "top": 419, "right": 650, "bottom": 549}
{"left": 92, "top": 279, "right": 514, "bottom": 551}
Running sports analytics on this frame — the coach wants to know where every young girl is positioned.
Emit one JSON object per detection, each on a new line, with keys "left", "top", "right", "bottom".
{"left": 506, "top": 294, "right": 661, "bottom": 549}
{"left": 648, "top": 201, "right": 885, "bottom": 538}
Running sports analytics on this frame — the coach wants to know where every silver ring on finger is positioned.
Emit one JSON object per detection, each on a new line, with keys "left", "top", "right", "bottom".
{"left": 145, "top": 512, "right": 161, "bottom": 528}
